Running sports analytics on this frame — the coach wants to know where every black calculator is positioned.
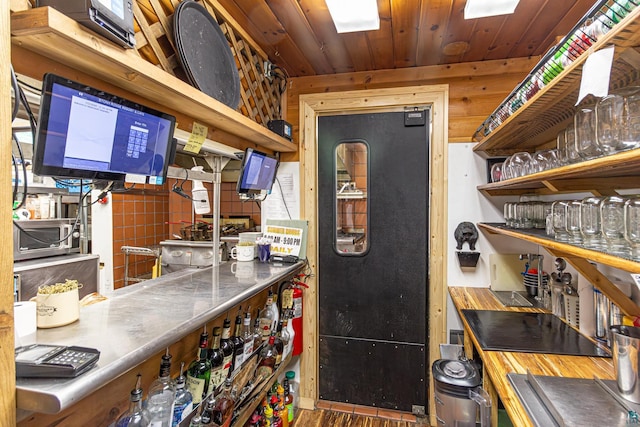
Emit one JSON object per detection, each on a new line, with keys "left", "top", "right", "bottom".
{"left": 15, "top": 344, "right": 100, "bottom": 378}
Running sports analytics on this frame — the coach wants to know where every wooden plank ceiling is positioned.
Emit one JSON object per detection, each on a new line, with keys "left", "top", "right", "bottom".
{"left": 215, "top": 0, "right": 597, "bottom": 77}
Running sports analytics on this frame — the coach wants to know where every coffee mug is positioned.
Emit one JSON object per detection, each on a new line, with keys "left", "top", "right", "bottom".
{"left": 231, "top": 244, "right": 255, "bottom": 262}
{"left": 257, "top": 243, "right": 271, "bottom": 262}
{"left": 30, "top": 288, "right": 80, "bottom": 328}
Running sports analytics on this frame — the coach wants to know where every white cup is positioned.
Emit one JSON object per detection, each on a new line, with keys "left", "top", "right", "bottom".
{"left": 231, "top": 244, "right": 255, "bottom": 262}
{"left": 30, "top": 288, "right": 80, "bottom": 328}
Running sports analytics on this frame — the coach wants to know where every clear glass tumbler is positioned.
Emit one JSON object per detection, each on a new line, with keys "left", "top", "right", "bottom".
{"left": 565, "top": 200, "right": 583, "bottom": 244}
{"left": 624, "top": 196, "right": 640, "bottom": 261}
{"left": 575, "top": 103, "right": 603, "bottom": 160}
{"left": 503, "top": 202, "right": 514, "bottom": 228}
{"left": 564, "top": 122, "right": 581, "bottom": 164}
{"left": 501, "top": 155, "right": 514, "bottom": 181}
{"left": 552, "top": 200, "right": 570, "bottom": 242}
{"left": 490, "top": 162, "right": 503, "bottom": 183}
{"left": 618, "top": 86, "right": 640, "bottom": 150}
{"left": 580, "top": 196, "right": 606, "bottom": 250}
{"left": 510, "top": 152, "right": 533, "bottom": 178}
{"left": 601, "top": 195, "right": 630, "bottom": 256}
{"left": 557, "top": 130, "right": 568, "bottom": 165}
{"left": 596, "top": 86, "right": 640, "bottom": 155}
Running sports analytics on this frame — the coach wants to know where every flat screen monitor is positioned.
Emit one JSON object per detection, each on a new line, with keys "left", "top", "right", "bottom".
{"left": 236, "top": 148, "right": 279, "bottom": 195}
{"left": 33, "top": 73, "right": 176, "bottom": 185}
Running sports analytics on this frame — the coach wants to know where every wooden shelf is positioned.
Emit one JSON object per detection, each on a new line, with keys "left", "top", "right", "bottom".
{"left": 231, "top": 352, "right": 292, "bottom": 427}
{"left": 478, "top": 222, "right": 640, "bottom": 316}
{"left": 473, "top": 5, "right": 640, "bottom": 156}
{"left": 478, "top": 148, "right": 640, "bottom": 196}
{"left": 479, "top": 223, "right": 640, "bottom": 272}
{"left": 10, "top": 7, "right": 297, "bottom": 153}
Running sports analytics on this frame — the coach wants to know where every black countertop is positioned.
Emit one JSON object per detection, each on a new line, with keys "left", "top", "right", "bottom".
{"left": 461, "top": 309, "right": 611, "bottom": 358}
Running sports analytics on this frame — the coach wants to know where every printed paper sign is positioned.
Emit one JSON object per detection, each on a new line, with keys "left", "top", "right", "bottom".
{"left": 263, "top": 225, "right": 303, "bottom": 256}
{"left": 576, "top": 45, "right": 615, "bottom": 105}
{"left": 184, "top": 122, "right": 207, "bottom": 154}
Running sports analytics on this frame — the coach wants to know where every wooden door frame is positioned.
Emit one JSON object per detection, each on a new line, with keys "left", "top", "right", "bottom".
{"left": 2, "top": 2, "right": 17, "bottom": 426}
{"left": 298, "top": 85, "right": 448, "bottom": 423}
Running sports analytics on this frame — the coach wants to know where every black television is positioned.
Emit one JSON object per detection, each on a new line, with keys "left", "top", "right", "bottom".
{"left": 236, "top": 148, "right": 279, "bottom": 195}
{"left": 33, "top": 74, "right": 176, "bottom": 185}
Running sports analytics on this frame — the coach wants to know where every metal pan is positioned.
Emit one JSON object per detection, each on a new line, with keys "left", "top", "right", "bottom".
{"left": 173, "top": 1, "right": 241, "bottom": 109}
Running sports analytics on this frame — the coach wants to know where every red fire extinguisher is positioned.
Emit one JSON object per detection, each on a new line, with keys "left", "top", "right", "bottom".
{"left": 287, "top": 274, "right": 308, "bottom": 356}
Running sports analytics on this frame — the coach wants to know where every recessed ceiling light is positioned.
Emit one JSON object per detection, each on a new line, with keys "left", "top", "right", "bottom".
{"left": 325, "top": 0, "right": 380, "bottom": 33}
{"left": 464, "top": 0, "right": 520, "bottom": 19}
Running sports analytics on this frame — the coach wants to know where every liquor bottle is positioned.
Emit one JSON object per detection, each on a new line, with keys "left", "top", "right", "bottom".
{"left": 281, "top": 316, "right": 292, "bottom": 360}
{"left": 231, "top": 312, "right": 245, "bottom": 375}
{"left": 147, "top": 351, "right": 176, "bottom": 427}
{"left": 199, "top": 395, "right": 215, "bottom": 426}
{"left": 242, "top": 311, "right": 254, "bottom": 362}
{"left": 256, "top": 335, "right": 277, "bottom": 378}
{"left": 273, "top": 324, "right": 284, "bottom": 367}
{"left": 208, "top": 326, "right": 225, "bottom": 392}
{"left": 220, "top": 318, "right": 234, "bottom": 381}
{"left": 188, "top": 413, "right": 202, "bottom": 427}
{"left": 186, "top": 328, "right": 211, "bottom": 405}
{"left": 172, "top": 362, "right": 193, "bottom": 427}
{"left": 116, "top": 374, "right": 151, "bottom": 427}
{"left": 260, "top": 290, "right": 278, "bottom": 341}
{"left": 252, "top": 310, "right": 262, "bottom": 352}
{"left": 284, "top": 311, "right": 295, "bottom": 359}
{"left": 212, "top": 378, "right": 235, "bottom": 425}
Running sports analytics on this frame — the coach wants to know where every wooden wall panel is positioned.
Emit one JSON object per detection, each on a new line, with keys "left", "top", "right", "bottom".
{"left": 284, "top": 56, "right": 538, "bottom": 157}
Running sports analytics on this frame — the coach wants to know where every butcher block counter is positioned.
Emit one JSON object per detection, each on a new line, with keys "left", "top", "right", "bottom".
{"left": 448, "top": 286, "right": 615, "bottom": 427}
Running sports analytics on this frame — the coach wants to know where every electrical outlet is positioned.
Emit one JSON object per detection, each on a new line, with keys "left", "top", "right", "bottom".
{"left": 263, "top": 60, "right": 273, "bottom": 80}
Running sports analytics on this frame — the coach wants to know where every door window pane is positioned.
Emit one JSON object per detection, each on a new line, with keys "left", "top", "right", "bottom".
{"left": 335, "top": 142, "right": 368, "bottom": 254}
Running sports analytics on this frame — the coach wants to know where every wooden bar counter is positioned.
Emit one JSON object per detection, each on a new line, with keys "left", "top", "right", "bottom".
{"left": 448, "top": 286, "right": 614, "bottom": 427}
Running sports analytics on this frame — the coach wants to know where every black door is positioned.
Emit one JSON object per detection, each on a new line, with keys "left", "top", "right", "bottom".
{"left": 318, "top": 111, "right": 429, "bottom": 413}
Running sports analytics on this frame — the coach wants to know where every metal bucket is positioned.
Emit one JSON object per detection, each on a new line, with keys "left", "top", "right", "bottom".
{"left": 610, "top": 325, "right": 640, "bottom": 403}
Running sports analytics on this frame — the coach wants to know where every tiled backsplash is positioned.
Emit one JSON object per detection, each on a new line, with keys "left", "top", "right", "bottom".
{"left": 112, "top": 181, "right": 261, "bottom": 289}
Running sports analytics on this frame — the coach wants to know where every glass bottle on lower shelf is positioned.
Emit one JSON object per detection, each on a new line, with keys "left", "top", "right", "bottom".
{"left": 212, "top": 378, "right": 235, "bottom": 425}
{"left": 116, "top": 374, "right": 150, "bottom": 427}
{"left": 199, "top": 395, "right": 219, "bottom": 426}
{"left": 220, "top": 319, "right": 234, "bottom": 381}
{"left": 208, "top": 327, "right": 225, "bottom": 392}
{"left": 148, "top": 351, "right": 176, "bottom": 427}
{"left": 230, "top": 312, "right": 245, "bottom": 376}
{"left": 172, "top": 362, "right": 193, "bottom": 427}
{"left": 186, "top": 328, "right": 212, "bottom": 405}
{"left": 256, "top": 335, "right": 277, "bottom": 379}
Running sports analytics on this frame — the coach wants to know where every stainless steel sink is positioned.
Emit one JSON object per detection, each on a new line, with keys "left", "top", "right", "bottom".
{"left": 508, "top": 372, "right": 640, "bottom": 426}
{"left": 491, "top": 290, "right": 534, "bottom": 307}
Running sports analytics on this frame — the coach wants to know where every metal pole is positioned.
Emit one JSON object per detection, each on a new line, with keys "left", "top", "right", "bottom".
{"left": 211, "top": 155, "right": 222, "bottom": 267}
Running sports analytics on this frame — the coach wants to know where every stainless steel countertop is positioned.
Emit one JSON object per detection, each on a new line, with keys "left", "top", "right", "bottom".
{"left": 16, "top": 260, "right": 303, "bottom": 415}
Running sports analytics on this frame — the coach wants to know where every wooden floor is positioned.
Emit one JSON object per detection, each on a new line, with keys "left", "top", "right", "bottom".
{"left": 293, "top": 409, "right": 424, "bottom": 426}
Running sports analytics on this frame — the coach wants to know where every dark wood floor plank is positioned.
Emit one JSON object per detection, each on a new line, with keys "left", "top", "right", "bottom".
{"left": 294, "top": 408, "right": 419, "bottom": 426}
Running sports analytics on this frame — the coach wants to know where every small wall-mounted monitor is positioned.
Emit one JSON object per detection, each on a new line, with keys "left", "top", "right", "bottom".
{"left": 33, "top": 74, "right": 176, "bottom": 185}
{"left": 236, "top": 148, "right": 279, "bottom": 195}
